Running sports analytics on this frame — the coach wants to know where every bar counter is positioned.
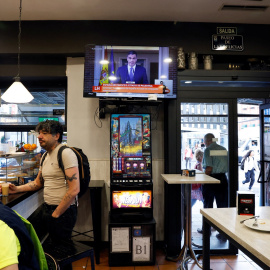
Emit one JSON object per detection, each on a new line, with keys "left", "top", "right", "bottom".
{"left": 0, "top": 189, "right": 44, "bottom": 218}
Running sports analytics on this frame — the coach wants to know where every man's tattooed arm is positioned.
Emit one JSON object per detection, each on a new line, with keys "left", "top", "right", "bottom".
{"left": 62, "top": 191, "right": 72, "bottom": 202}
{"left": 28, "top": 172, "right": 44, "bottom": 190}
{"left": 52, "top": 167, "right": 80, "bottom": 218}
{"left": 66, "top": 173, "right": 77, "bottom": 182}
{"left": 28, "top": 182, "right": 40, "bottom": 190}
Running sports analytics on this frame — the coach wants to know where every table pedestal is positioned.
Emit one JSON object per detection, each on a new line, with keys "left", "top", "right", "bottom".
{"left": 168, "top": 184, "right": 202, "bottom": 269}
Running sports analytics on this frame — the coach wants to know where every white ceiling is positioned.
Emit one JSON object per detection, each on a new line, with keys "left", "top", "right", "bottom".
{"left": 1, "top": 0, "right": 270, "bottom": 25}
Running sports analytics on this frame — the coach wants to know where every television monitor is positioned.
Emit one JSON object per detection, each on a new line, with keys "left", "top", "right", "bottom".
{"left": 83, "top": 45, "right": 177, "bottom": 99}
{"left": 110, "top": 113, "right": 152, "bottom": 180}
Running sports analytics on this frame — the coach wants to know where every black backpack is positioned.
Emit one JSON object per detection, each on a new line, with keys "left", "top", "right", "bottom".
{"left": 240, "top": 158, "right": 245, "bottom": 170}
{"left": 41, "top": 145, "right": 91, "bottom": 198}
{"left": 240, "top": 156, "right": 248, "bottom": 170}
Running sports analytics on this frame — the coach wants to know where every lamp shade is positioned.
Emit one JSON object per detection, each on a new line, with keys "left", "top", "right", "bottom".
{"left": 1, "top": 81, "right": 34, "bottom": 103}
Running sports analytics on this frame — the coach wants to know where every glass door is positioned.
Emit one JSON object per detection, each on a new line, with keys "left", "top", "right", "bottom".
{"left": 238, "top": 99, "right": 263, "bottom": 207}
{"left": 259, "top": 104, "right": 270, "bottom": 206}
{"left": 180, "top": 102, "right": 229, "bottom": 251}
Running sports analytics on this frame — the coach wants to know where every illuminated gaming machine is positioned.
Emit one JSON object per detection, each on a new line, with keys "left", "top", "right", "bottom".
{"left": 109, "top": 113, "right": 155, "bottom": 266}
{"left": 110, "top": 113, "right": 153, "bottom": 221}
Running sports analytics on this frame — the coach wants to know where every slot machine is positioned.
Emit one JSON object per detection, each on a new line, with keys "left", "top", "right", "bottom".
{"left": 109, "top": 113, "right": 155, "bottom": 266}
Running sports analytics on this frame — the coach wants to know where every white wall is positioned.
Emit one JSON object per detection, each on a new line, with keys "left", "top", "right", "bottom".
{"left": 66, "top": 57, "right": 165, "bottom": 241}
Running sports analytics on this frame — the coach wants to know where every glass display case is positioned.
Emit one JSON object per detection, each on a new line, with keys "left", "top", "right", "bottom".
{"left": 0, "top": 152, "right": 40, "bottom": 185}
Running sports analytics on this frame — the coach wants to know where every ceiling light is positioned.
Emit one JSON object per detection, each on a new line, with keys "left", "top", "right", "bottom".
{"left": 109, "top": 76, "right": 117, "bottom": 81}
{"left": 2, "top": 77, "right": 34, "bottom": 103}
{"left": 164, "top": 58, "right": 172, "bottom": 63}
{"left": 100, "top": 59, "right": 109, "bottom": 65}
{"left": 1, "top": 0, "right": 33, "bottom": 103}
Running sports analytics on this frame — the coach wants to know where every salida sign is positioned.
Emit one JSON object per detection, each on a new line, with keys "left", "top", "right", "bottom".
{"left": 212, "top": 35, "right": 243, "bottom": 51}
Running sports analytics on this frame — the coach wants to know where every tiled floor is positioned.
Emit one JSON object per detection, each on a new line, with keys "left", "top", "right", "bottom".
{"left": 72, "top": 247, "right": 263, "bottom": 270}
{"left": 191, "top": 200, "right": 230, "bottom": 251}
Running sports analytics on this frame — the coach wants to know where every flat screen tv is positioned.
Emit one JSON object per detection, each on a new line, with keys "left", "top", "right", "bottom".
{"left": 83, "top": 44, "right": 177, "bottom": 99}
{"left": 110, "top": 113, "right": 152, "bottom": 180}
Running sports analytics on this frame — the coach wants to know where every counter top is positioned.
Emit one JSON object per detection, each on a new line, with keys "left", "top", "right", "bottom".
{"left": 0, "top": 189, "right": 44, "bottom": 219}
{"left": 161, "top": 173, "right": 220, "bottom": 184}
{"left": 0, "top": 190, "right": 39, "bottom": 207}
{"left": 0, "top": 180, "right": 105, "bottom": 218}
{"left": 0, "top": 179, "right": 104, "bottom": 206}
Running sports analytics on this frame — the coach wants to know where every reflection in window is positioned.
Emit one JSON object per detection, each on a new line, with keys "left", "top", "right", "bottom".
{"left": 181, "top": 103, "right": 228, "bottom": 116}
{"left": 181, "top": 103, "right": 229, "bottom": 150}
{"left": 0, "top": 90, "right": 65, "bottom": 126}
{"left": 237, "top": 98, "right": 264, "bottom": 115}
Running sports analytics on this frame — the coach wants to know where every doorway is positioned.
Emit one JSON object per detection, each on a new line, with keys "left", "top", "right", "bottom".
{"left": 180, "top": 99, "right": 265, "bottom": 252}
{"left": 180, "top": 102, "right": 229, "bottom": 251}
{"left": 162, "top": 71, "right": 270, "bottom": 258}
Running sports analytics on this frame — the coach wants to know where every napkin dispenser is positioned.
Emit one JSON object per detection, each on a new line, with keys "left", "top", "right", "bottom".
{"left": 237, "top": 191, "right": 255, "bottom": 216}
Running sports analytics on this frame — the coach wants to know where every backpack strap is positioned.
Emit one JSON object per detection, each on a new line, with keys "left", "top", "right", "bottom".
{"left": 57, "top": 145, "right": 67, "bottom": 174}
{"left": 57, "top": 145, "right": 79, "bottom": 205}
{"left": 40, "top": 151, "right": 48, "bottom": 167}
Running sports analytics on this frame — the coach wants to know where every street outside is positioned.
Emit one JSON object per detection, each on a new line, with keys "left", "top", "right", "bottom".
{"left": 238, "top": 165, "right": 261, "bottom": 207}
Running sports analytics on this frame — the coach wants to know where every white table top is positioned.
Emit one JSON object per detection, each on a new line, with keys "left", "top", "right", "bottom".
{"left": 200, "top": 207, "right": 270, "bottom": 267}
{"left": 161, "top": 173, "right": 220, "bottom": 184}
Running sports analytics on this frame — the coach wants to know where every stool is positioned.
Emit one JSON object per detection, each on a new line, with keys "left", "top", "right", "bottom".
{"left": 43, "top": 238, "right": 95, "bottom": 269}
{"left": 45, "top": 253, "right": 60, "bottom": 270}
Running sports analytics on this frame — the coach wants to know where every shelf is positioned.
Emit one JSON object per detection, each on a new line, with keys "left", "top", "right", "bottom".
{"left": 0, "top": 152, "right": 40, "bottom": 184}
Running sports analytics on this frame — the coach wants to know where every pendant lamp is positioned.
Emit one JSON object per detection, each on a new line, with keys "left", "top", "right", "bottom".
{"left": 1, "top": 0, "right": 34, "bottom": 103}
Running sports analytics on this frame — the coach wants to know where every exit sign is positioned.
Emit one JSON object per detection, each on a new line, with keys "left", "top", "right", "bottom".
{"left": 217, "top": 27, "right": 237, "bottom": 35}
{"left": 39, "top": 117, "right": 59, "bottom": 122}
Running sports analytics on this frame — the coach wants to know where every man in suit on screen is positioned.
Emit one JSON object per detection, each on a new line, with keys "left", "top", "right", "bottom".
{"left": 116, "top": 50, "right": 148, "bottom": 84}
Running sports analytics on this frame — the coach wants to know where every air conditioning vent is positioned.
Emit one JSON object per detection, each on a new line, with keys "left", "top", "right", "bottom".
{"left": 221, "top": 5, "right": 268, "bottom": 11}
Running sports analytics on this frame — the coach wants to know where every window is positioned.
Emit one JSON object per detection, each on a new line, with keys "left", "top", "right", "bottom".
{"left": 0, "top": 90, "right": 65, "bottom": 127}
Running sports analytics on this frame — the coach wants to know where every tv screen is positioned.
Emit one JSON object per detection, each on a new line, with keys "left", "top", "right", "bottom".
{"left": 83, "top": 45, "right": 177, "bottom": 99}
{"left": 111, "top": 113, "right": 152, "bottom": 180}
{"left": 112, "top": 190, "right": 152, "bottom": 209}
